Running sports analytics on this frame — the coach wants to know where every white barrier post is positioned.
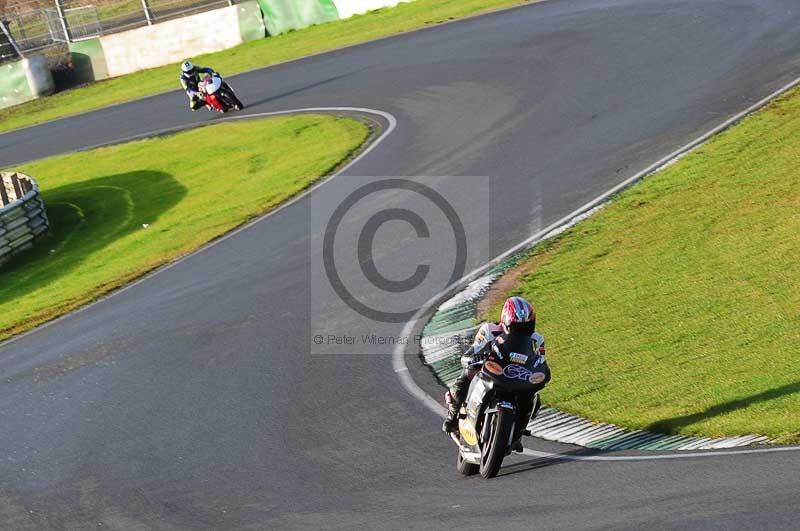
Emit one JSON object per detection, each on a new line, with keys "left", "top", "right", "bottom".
{"left": 0, "top": 20, "right": 22, "bottom": 57}
{"left": 141, "top": 0, "right": 154, "bottom": 25}
{"left": 53, "top": 0, "right": 72, "bottom": 42}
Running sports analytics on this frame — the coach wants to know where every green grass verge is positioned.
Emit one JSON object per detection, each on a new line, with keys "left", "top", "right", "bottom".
{"left": 481, "top": 87, "right": 800, "bottom": 444}
{"left": 0, "top": 114, "right": 369, "bottom": 341}
{"left": 0, "top": 0, "right": 539, "bottom": 134}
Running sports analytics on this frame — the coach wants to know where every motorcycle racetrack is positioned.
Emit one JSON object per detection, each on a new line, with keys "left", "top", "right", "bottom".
{"left": 1, "top": 0, "right": 800, "bottom": 529}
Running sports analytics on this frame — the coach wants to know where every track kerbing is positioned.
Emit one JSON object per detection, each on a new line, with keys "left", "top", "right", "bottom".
{"left": 393, "top": 75, "right": 800, "bottom": 460}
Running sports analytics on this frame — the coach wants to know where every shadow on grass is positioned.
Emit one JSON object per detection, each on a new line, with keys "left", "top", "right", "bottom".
{"left": 646, "top": 381, "right": 800, "bottom": 434}
{"left": 0, "top": 170, "right": 186, "bottom": 304}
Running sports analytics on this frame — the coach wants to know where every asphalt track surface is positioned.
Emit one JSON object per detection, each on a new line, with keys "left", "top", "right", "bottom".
{"left": 2, "top": 0, "right": 800, "bottom": 529}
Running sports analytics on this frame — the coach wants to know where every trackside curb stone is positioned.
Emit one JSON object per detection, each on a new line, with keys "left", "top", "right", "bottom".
{"left": 411, "top": 75, "right": 800, "bottom": 451}
{"left": 419, "top": 261, "right": 773, "bottom": 451}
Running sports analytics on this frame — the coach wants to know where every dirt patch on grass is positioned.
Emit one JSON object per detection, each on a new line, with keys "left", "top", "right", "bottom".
{"left": 476, "top": 248, "right": 555, "bottom": 320}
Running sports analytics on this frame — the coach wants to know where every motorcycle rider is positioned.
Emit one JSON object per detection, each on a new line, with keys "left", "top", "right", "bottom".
{"left": 180, "top": 60, "right": 217, "bottom": 111}
{"left": 442, "top": 296, "right": 550, "bottom": 452}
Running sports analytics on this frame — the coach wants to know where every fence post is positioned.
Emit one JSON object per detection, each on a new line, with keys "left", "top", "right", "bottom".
{"left": 0, "top": 20, "right": 22, "bottom": 57}
{"left": 141, "top": 0, "right": 154, "bottom": 25}
{"left": 0, "top": 178, "right": 9, "bottom": 207}
{"left": 53, "top": 0, "right": 72, "bottom": 42}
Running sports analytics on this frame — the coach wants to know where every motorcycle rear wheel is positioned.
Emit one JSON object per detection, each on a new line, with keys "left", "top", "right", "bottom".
{"left": 479, "top": 409, "right": 514, "bottom": 478}
{"left": 220, "top": 84, "right": 244, "bottom": 111}
{"left": 456, "top": 452, "right": 479, "bottom": 476}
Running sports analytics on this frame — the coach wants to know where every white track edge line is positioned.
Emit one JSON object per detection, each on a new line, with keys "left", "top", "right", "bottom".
{"left": 0, "top": 107, "right": 397, "bottom": 349}
{"left": 393, "top": 75, "right": 800, "bottom": 460}
{"left": 0, "top": 0, "right": 553, "bottom": 139}
{"left": 519, "top": 445, "right": 800, "bottom": 462}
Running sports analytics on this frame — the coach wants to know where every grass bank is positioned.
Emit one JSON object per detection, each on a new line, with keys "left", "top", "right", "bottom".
{"left": 0, "top": 0, "right": 540, "bottom": 134}
{"left": 0, "top": 114, "right": 369, "bottom": 341}
{"left": 481, "top": 87, "right": 800, "bottom": 444}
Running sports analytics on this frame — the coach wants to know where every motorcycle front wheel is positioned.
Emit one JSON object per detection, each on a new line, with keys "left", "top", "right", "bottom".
{"left": 479, "top": 409, "right": 514, "bottom": 478}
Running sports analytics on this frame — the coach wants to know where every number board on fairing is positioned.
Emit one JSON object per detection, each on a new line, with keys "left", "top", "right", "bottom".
{"left": 509, "top": 352, "right": 528, "bottom": 364}
{"left": 503, "top": 364, "right": 533, "bottom": 381}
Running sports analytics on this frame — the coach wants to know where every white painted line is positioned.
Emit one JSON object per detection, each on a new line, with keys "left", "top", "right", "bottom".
{"left": 394, "top": 362, "right": 447, "bottom": 416}
{"left": 520, "top": 445, "right": 800, "bottom": 462}
{"left": 0, "top": 0, "right": 555, "bottom": 139}
{"left": 393, "top": 75, "right": 800, "bottom": 459}
{"left": 0, "top": 107, "right": 398, "bottom": 350}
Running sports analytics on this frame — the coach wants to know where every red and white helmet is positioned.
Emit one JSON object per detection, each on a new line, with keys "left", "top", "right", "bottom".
{"left": 500, "top": 296, "right": 536, "bottom": 335}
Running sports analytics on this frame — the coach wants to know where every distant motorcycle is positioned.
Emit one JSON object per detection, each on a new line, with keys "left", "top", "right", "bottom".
{"left": 450, "top": 351, "right": 544, "bottom": 478}
{"left": 198, "top": 73, "right": 244, "bottom": 113}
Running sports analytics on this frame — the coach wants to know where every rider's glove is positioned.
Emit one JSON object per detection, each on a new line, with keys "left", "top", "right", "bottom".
{"left": 460, "top": 355, "right": 476, "bottom": 369}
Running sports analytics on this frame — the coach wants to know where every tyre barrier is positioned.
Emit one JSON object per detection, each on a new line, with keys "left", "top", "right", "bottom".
{"left": 0, "top": 172, "right": 50, "bottom": 266}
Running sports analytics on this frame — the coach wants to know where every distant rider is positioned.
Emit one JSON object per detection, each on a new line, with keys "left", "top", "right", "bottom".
{"left": 180, "top": 60, "right": 216, "bottom": 111}
{"left": 442, "top": 296, "right": 551, "bottom": 452}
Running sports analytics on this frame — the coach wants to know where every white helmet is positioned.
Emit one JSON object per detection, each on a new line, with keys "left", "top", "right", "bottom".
{"left": 181, "top": 60, "right": 196, "bottom": 74}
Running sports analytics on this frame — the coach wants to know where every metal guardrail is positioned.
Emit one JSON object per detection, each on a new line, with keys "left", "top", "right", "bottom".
{"left": 0, "top": 172, "right": 50, "bottom": 265}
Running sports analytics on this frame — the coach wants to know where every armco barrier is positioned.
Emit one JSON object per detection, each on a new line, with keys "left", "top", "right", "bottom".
{"left": 257, "top": 0, "right": 339, "bottom": 36}
{"left": 0, "top": 172, "right": 50, "bottom": 266}
{"left": 0, "top": 54, "right": 55, "bottom": 110}
{"left": 69, "top": 0, "right": 266, "bottom": 82}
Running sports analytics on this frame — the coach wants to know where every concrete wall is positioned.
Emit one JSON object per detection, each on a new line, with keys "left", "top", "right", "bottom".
{"left": 70, "top": 0, "right": 265, "bottom": 81}
{"left": 69, "top": 38, "right": 109, "bottom": 85}
{"left": 23, "top": 54, "right": 56, "bottom": 97}
{"left": 0, "top": 55, "right": 55, "bottom": 110}
{"left": 0, "top": 172, "right": 50, "bottom": 266}
{"left": 10, "top": 0, "right": 415, "bottom": 102}
{"left": 256, "top": 0, "right": 415, "bottom": 35}
{"left": 257, "top": 0, "right": 339, "bottom": 36}
{"left": 332, "top": 0, "right": 413, "bottom": 20}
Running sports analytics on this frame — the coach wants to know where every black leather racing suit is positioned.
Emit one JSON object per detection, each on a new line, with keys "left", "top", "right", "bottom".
{"left": 446, "top": 323, "right": 551, "bottom": 442}
{"left": 180, "top": 67, "right": 215, "bottom": 109}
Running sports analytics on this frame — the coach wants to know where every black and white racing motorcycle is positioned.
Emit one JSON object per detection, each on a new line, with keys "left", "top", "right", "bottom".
{"left": 450, "top": 351, "right": 544, "bottom": 478}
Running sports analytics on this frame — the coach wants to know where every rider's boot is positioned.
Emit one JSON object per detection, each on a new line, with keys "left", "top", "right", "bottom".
{"left": 442, "top": 408, "right": 459, "bottom": 433}
{"left": 442, "top": 390, "right": 462, "bottom": 433}
{"left": 442, "top": 368, "right": 474, "bottom": 433}
{"left": 511, "top": 394, "right": 540, "bottom": 452}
